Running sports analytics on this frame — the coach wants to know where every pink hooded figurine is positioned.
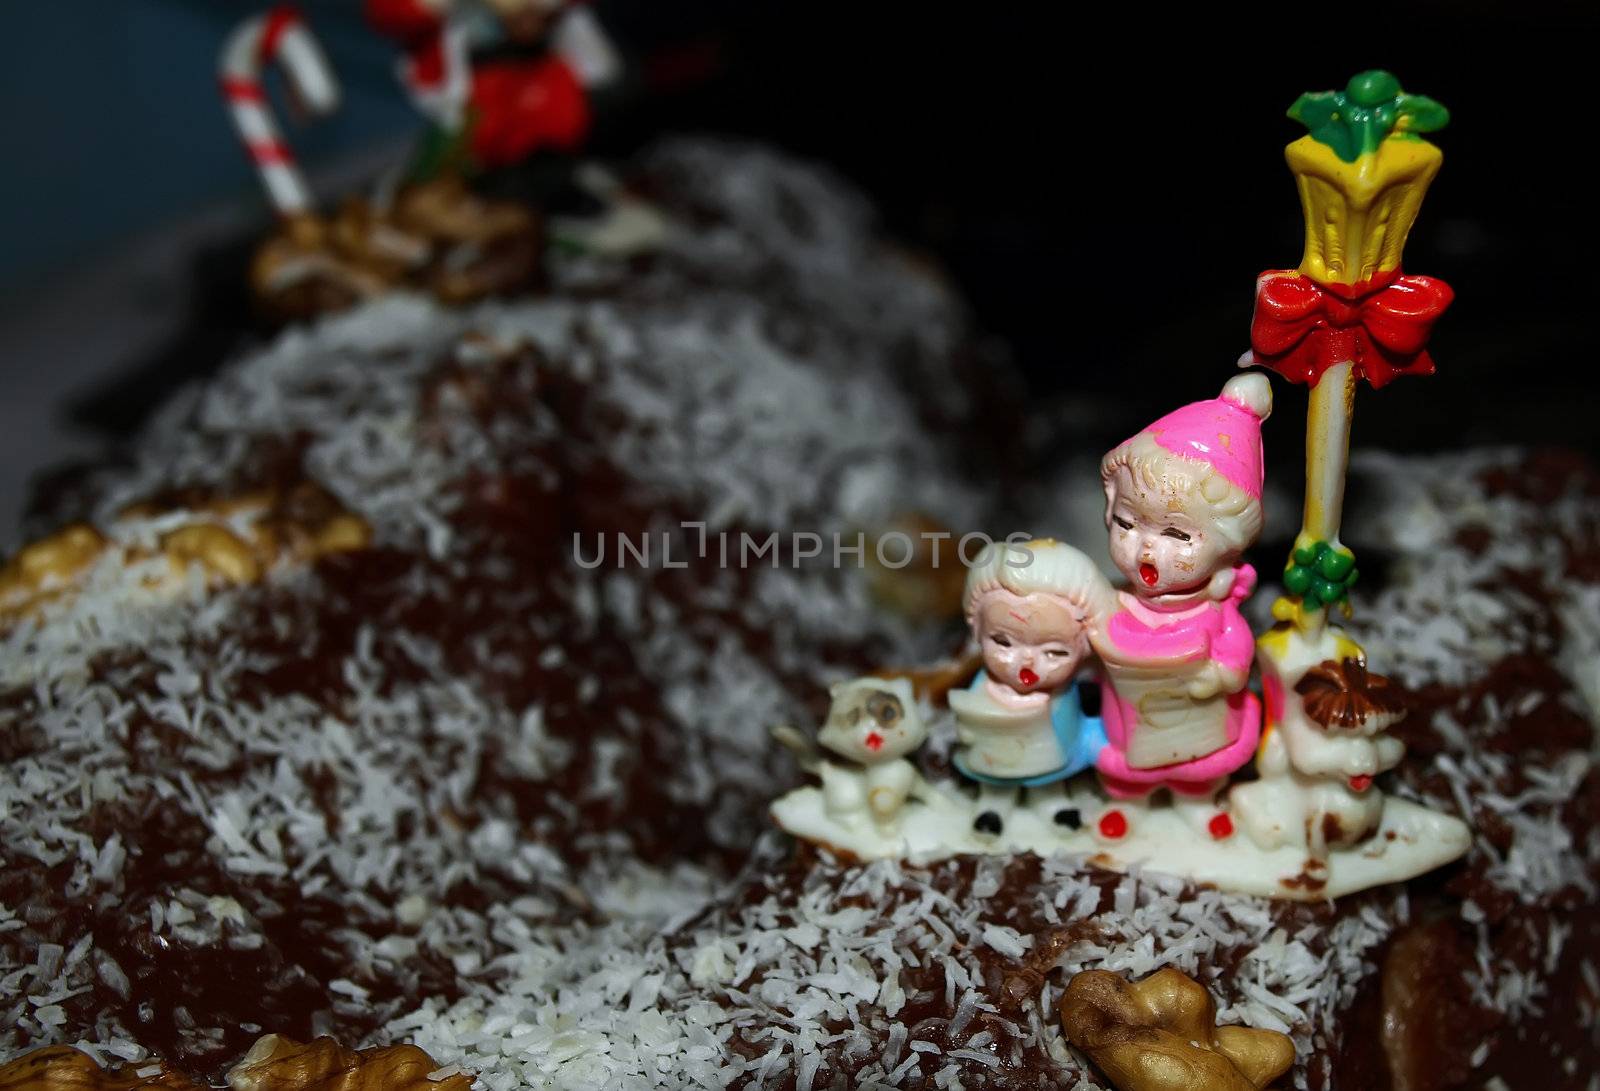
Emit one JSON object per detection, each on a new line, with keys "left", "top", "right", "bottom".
{"left": 1091, "top": 373, "right": 1272, "bottom": 842}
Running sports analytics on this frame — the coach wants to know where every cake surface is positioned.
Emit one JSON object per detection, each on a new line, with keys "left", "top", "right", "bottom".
{"left": 2, "top": 141, "right": 1597, "bottom": 1091}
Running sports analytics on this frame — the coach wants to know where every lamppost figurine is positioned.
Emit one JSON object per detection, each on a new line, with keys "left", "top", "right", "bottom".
{"left": 769, "top": 71, "right": 1471, "bottom": 900}
{"left": 1229, "top": 71, "right": 1468, "bottom": 889}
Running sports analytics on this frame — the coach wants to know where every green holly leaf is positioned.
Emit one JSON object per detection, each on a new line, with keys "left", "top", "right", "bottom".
{"left": 1288, "top": 71, "right": 1447, "bottom": 162}
{"left": 1396, "top": 93, "right": 1450, "bottom": 134}
{"left": 1346, "top": 70, "right": 1401, "bottom": 107}
{"left": 1289, "top": 89, "right": 1342, "bottom": 123}
{"left": 1288, "top": 90, "right": 1362, "bottom": 161}
{"left": 1284, "top": 564, "right": 1314, "bottom": 596}
{"left": 1292, "top": 543, "right": 1320, "bottom": 567}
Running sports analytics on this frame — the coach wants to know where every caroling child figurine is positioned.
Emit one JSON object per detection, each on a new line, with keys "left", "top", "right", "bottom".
{"left": 950, "top": 541, "right": 1115, "bottom": 835}
{"left": 1091, "top": 374, "right": 1271, "bottom": 842}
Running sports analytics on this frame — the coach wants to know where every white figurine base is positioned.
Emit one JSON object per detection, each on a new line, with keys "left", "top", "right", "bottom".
{"left": 770, "top": 778, "right": 1470, "bottom": 902}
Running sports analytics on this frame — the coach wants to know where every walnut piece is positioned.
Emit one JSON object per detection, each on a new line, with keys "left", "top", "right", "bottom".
{"left": 0, "top": 1045, "right": 199, "bottom": 1090}
{"left": 0, "top": 524, "right": 107, "bottom": 621}
{"left": 226, "top": 1035, "right": 472, "bottom": 1091}
{"left": 1059, "top": 968, "right": 1295, "bottom": 1091}
{"left": 0, "top": 482, "right": 370, "bottom": 628}
{"left": 864, "top": 512, "right": 968, "bottom": 622}
{"left": 254, "top": 182, "right": 539, "bottom": 323}
{"left": 0, "top": 1036, "right": 473, "bottom": 1091}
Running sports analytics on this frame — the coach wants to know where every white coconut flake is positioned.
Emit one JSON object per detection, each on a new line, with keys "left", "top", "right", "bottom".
{"left": 1, "top": 145, "right": 1594, "bottom": 1091}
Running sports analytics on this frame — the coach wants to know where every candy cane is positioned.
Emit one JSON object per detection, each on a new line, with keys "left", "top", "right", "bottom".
{"left": 219, "top": 6, "right": 340, "bottom": 217}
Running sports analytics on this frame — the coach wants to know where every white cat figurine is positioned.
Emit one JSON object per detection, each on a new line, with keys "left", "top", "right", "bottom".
{"left": 772, "top": 677, "right": 928, "bottom": 833}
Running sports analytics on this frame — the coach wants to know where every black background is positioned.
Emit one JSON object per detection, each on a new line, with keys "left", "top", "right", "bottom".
{"left": 77, "top": 2, "right": 1600, "bottom": 463}
{"left": 595, "top": 1, "right": 1600, "bottom": 458}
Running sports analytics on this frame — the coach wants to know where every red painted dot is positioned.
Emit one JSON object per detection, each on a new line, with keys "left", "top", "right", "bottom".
{"left": 1349, "top": 774, "right": 1373, "bottom": 792}
{"left": 1208, "top": 813, "right": 1234, "bottom": 840}
{"left": 1098, "top": 810, "right": 1128, "bottom": 839}
{"left": 1139, "top": 562, "right": 1159, "bottom": 587}
{"left": 1018, "top": 668, "right": 1039, "bottom": 686}
{"left": 865, "top": 732, "right": 884, "bottom": 752}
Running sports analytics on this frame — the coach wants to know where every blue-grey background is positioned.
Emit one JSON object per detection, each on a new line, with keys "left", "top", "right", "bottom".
{"left": 0, "top": 0, "right": 717, "bottom": 546}
{"left": 0, "top": 1, "right": 412, "bottom": 290}
{"left": 0, "top": 2, "right": 423, "bottom": 543}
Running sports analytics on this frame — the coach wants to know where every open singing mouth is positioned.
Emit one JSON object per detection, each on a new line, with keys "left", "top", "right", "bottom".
{"left": 1139, "top": 562, "right": 1159, "bottom": 586}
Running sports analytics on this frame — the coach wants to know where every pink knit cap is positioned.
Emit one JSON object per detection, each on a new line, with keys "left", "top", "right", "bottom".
{"left": 1139, "top": 373, "right": 1271, "bottom": 500}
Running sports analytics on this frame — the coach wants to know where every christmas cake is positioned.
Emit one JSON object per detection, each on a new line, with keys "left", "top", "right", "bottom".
{"left": 1, "top": 139, "right": 1597, "bottom": 1091}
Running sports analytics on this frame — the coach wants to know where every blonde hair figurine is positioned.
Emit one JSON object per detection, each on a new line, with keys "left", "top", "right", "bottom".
{"left": 769, "top": 71, "right": 1473, "bottom": 903}
{"left": 950, "top": 539, "right": 1116, "bottom": 836}
{"left": 1091, "top": 374, "right": 1272, "bottom": 842}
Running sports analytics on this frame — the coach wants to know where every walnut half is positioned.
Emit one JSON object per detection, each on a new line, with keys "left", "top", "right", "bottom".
{"left": 1059, "top": 968, "right": 1295, "bottom": 1091}
{"left": 0, "top": 1036, "right": 473, "bottom": 1091}
{"left": 0, "top": 1045, "right": 199, "bottom": 1090}
{"left": 226, "top": 1035, "right": 472, "bottom": 1091}
{"left": 0, "top": 482, "right": 371, "bottom": 630}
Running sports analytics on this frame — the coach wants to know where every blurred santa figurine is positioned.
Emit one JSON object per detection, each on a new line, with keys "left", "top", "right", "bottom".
{"left": 365, "top": 0, "right": 621, "bottom": 176}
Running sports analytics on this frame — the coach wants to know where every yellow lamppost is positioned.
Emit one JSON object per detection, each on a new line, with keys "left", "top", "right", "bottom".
{"left": 1229, "top": 72, "right": 1469, "bottom": 887}
{"left": 1245, "top": 70, "right": 1455, "bottom": 645}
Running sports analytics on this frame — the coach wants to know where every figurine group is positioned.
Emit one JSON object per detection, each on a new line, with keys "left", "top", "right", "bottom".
{"left": 772, "top": 373, "right": 1468, "bottom": 899}
{"left": 945, "top": 370, "right": 1274, "bottom": 845}
{"left": 773, "top": 70, "right": 1472, "bottom": 901}
{"left": 778, "top": 376, "right": 1275, "bottom": 840}
{"left": 212, "top": 30, "right": 1473, "bottom": 903}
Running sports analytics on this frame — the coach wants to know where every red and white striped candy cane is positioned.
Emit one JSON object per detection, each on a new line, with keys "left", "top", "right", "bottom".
{"left": 219, "top": 6, "right": 341, "bottom": 217}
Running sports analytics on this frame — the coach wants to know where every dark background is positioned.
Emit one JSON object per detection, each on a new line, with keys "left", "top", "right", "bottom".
{"left": 2, "top": 1, "right": 1596, "bottom": 537}
{"left": 627, "top": 3, "right": 1598, "bottom": 459}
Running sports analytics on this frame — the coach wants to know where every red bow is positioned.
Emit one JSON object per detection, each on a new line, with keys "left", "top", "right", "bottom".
{"left": 1246, "top": 268, "right": 1454, "bottom": 389}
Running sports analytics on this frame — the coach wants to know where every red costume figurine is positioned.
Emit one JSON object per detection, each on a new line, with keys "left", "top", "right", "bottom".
{"left": 365, "top": 0, "right": 620, "bottom": 176}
